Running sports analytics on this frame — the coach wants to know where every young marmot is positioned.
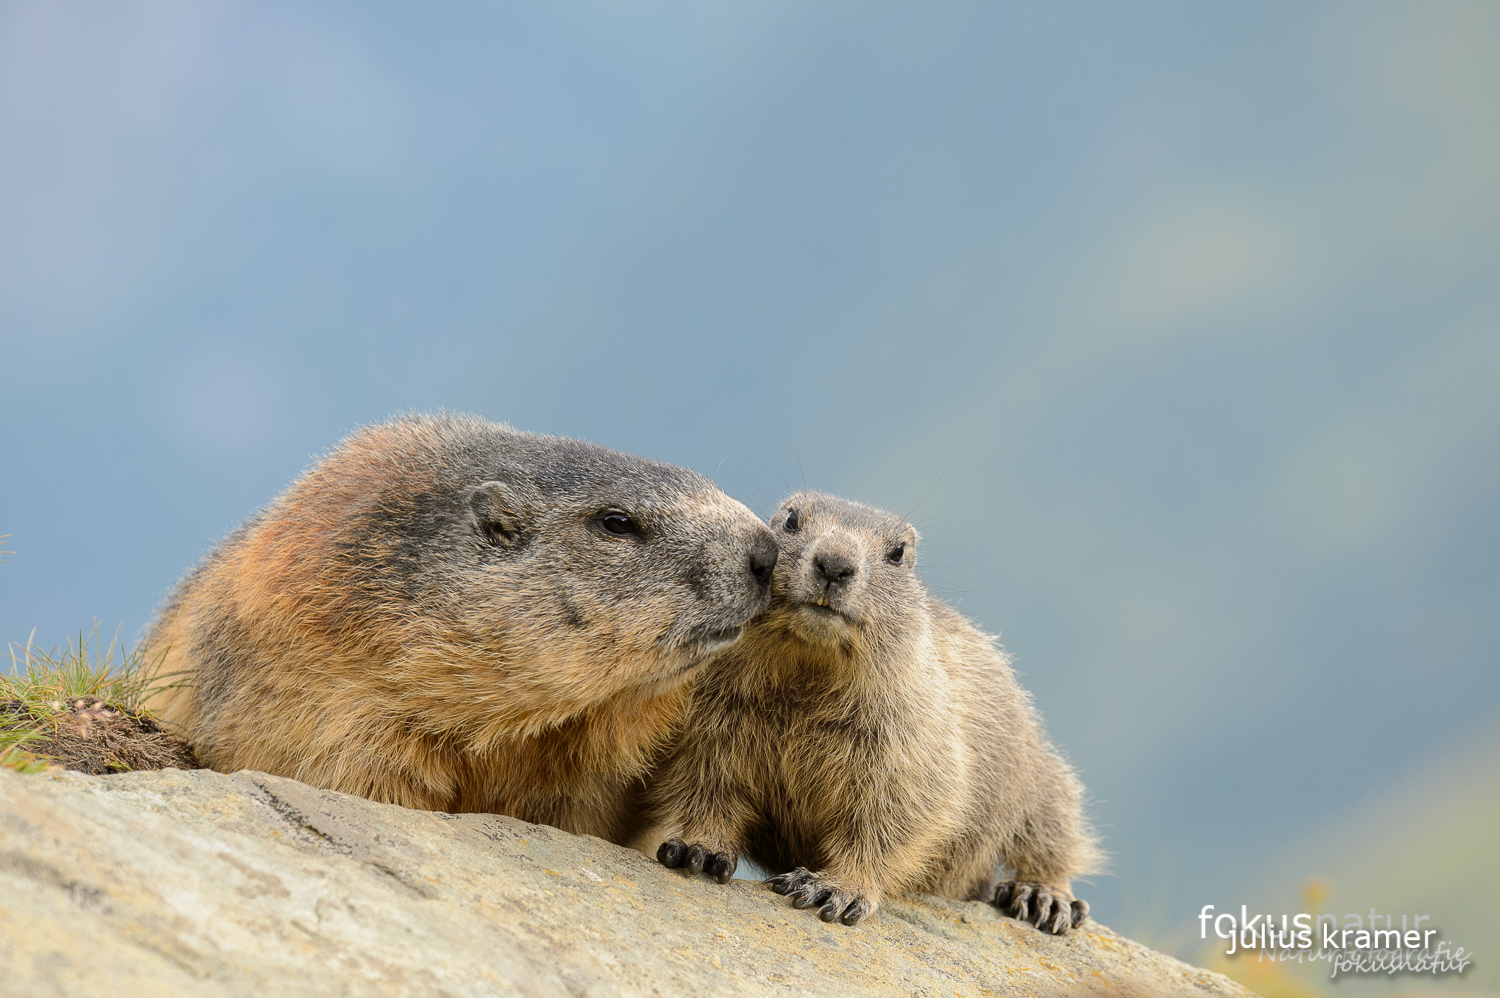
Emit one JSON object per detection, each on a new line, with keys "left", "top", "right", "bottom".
{"left": 649, "top": 491, "right": 1101, "bottom": 933}
{"left": 145, "top": 413, "right": 778, "bottom": 843}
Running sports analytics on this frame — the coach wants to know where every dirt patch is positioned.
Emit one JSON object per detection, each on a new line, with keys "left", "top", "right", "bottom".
{"left": 2, "top": 697, "right": 198, "bottom": 774}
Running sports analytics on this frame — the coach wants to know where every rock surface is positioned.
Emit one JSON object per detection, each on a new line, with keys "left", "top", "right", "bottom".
{"left": 0, "top": 767, "right": 1253, "bottom": 997}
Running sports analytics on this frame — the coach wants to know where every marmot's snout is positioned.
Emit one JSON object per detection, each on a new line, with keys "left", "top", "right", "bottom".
{"left": 803, "top": 532, "right": 865, "bottom": 605}
{"left": 748, "top": 532, "right": 778, "bottom": 590}
{"left": 812, "top": 544, "right": 858, "bottom": 589}
{"left": 782, "top": 532, "right": 871, "bottom": 643}
{"left": 722, "top": 517, "right": 778, "bottom": 611}
{"left": 668, "top": 513, "right": 779, "bottom": 655}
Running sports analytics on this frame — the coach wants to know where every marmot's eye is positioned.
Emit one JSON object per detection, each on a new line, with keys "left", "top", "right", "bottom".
{"left": 887, "top": 544, "right": 905, "bottom": 564}
{"left": 783, "top": 509, "right": 800, "bottom": 532}
{"left": 597, "top": 511, "right": 642, "bottom": 536}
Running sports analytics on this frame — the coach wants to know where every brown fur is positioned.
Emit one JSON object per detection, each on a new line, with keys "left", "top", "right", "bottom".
{"left": 646, "top": 491, "right": 1102, "bottom": 931}
{"left": 145, "top": 413, "right": 777, "bottom": 841}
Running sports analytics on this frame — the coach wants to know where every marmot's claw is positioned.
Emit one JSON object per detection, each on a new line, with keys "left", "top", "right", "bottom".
{"left": 767, "top": 868, "right": 874, "bottom": 926}
{"left": 839, "top": 897, "right": 873, "bottom": 925}
{"left": 1032, "top": 887, "right": 1056, "bottom": 928}
{"left": 1009, "top": 882, "right": 1036, "bottom": 920}
{"left": 767, "top": 868, "right": 812, "bottom": 895}
{"left": 657, "top": 837, "right": 687, "bottom": 867}
{"left": 703, "top": 851, "right": 738, "bottom": 884}
{"left": 992, "top": 880, "right": 1086, "bottom": 935}
{"left": 793, "top": 886, "right": 832, "bottom": 910}
{"left": 1046, "top": 903, "right": 1071, "bottom": 934}
{"left": 657, "top": 838, "right": 737, "bottom": 884}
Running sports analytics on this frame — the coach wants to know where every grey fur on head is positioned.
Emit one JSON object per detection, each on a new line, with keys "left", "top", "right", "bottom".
{"left": 764, "top": 491, "right": 923, "bottom": 652}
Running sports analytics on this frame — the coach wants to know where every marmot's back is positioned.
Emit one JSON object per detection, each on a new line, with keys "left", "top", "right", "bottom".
{"left": 148, "top": 413, "right": 777, "bottom": 841}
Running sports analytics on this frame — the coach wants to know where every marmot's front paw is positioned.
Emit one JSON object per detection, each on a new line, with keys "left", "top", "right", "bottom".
{"left": 767, "top": 867, "right": 876, "bottom": 926}
{"left": 656, "top": 837, "right": 738, "bottom": 884}
{"left": 991, "top": 880, "right": 1088, "bottom": 935}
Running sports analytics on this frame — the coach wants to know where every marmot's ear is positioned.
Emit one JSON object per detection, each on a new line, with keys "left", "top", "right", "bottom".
{"left": 470, "top": 481, "right": 523, "bottom": 546}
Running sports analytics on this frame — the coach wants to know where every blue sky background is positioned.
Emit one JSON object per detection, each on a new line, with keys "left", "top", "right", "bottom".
{"left": 3, "top": 2, "right": 1497, "bottom": 984}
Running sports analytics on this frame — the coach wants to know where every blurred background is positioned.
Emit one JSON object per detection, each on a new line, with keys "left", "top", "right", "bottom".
{"left": 2, "top": 2, "right": 1496, "bottom": 992}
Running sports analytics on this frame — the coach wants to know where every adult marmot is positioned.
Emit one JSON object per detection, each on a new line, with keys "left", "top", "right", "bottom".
{"left": 650, "top": 491, "right": 1101, "bottom": 932}
{"left": 145, "top": 413, "right": 778, "bottom": 842}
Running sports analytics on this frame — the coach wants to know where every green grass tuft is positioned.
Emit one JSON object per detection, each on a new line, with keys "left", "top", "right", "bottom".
{"left": 0, "top": 730, "right": 50, "bottom": 774}
{"left": 1, "top": 625, "right": 187, "bottom": 772}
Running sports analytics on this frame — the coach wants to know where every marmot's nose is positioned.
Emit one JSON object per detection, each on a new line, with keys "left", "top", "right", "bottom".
{"left": 813, "top": 551, "right": 856, "bottom": 586}
{"left": 748, "top": 535, "right": 778, "bottom": 589}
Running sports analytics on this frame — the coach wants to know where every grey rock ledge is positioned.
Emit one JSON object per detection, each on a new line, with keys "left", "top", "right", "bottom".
{"left": 0, "top": 767, "right": 1254, "bottom": 997}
